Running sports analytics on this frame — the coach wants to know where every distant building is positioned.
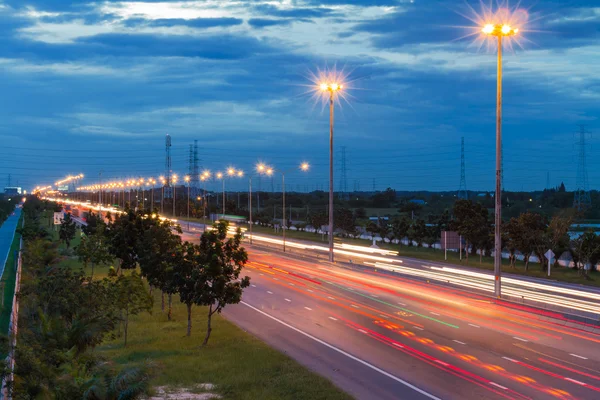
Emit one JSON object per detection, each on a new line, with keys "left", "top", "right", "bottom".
{"left": 4, "top": 187, "right": 22, "bottom": 195}
{"left": 409, "top": 199, "right": 426, "bottom": 205}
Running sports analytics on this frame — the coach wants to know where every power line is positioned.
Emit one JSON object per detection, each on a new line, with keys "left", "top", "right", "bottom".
{"left": 458, "top": 137, "right": 468, "bottom": 199}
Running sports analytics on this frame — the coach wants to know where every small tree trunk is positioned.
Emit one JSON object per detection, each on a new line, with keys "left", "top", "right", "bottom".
{"left": 202, "top": 305, "right": 213, "bottom": 346}
{"left": 168, "top": 294, "right": 172, "bottom": 321}
{"left": 479, "top": 249, "right": 482, "bottom": 264}
{"left": 124, "top": 308, "right": 129, "bottom": 347}
{"left": 161, "top": 292, "right": 165, "bottom": 312}
{"left": 91, "top": 262, "right": 95, "bottom": 280}
{"left": 186, "top": 303, "right": 192, "bottom": 336}
{"left": 525, "top": 255, "right": 529, "bottom": 271}
{"left": 149, "top": 285, "right": 153, "bottom": 296}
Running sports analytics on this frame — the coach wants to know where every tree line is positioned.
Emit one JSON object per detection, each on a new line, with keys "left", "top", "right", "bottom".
{"left": 2, "top": 197, "right": 250, "bottom": 398}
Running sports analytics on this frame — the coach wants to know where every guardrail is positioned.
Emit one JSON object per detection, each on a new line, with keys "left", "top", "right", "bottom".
{"left": 1, "top": 229, "right": 23, "bottom": 399}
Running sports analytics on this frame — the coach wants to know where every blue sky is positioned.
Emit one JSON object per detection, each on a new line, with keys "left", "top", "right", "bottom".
{"left": 0, "top": 0, "right": 598, "bottom": 193}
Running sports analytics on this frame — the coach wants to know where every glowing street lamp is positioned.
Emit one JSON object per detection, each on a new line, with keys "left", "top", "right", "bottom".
{"left": 481, "top": 22, "right": 519, "bottom": 299}
{"left": 320, "top": 81, "right": 343, "bottom": 262}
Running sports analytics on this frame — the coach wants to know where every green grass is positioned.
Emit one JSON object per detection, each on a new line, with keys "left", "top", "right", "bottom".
{"left": 0, "top": 214, "right": 23, "bottom": 342}
{"left": 56, "top": 256, "right": 352, "bottom": 399}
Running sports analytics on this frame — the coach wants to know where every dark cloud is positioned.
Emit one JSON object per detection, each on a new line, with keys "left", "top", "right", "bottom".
{"left": 248, "top": 18, "right": 292, "bottom": 28}
{"left": 124, "top": 17, "right": 244, "bottom": 29}
{"left": 251, "top": 4, "right": 336, "bottom": 19}
{"left": 78, "top": 33, "right": 275, "bottom": 59}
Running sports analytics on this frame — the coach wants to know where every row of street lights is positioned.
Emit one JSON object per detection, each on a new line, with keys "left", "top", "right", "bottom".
{"left": 42, "top": 20, "right": 517, "bottom": 297}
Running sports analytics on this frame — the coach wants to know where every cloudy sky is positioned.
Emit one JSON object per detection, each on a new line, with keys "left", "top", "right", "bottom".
{"left": 0, "top": 0, "right": 598, "bottom": 193}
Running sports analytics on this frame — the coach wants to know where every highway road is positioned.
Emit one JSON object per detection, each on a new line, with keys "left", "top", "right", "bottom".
{"left": 229, "top": 250, "right": 600, "bottom": 399}
{"left": 68, "top": 210, "right": 600, "bottom": 400}
{"left": 178, "top": 230, "right": 600, "bottom": 399}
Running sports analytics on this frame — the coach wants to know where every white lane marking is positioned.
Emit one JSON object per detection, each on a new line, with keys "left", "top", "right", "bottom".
{"left": 285, "top": 298, "right": 291, "bottom": 302}
{"left": 469, "top": 323, "right": 480, "bottom": 328}
{"left": 273, "top": 277, "right": 279, "bottom": 280}
{"left": 328, "top": 296, "right": 335, "bottom": 300}
{"left": 502, "top": 357, "right": 517, "bottom": 363}
{"left": 570, "top": 353, "right": 588, "bottom": 360}
{"left": 267, "top": 291, "right": 273, "bottom": 294}
{"left": 489, "top": 382, "right": 507, "bottom": 390}
{"left": 347, "top": 287, "right": 354, "bottom": 291}
{"left": 513, "top": 337, "right": 528, "bottom": 342}
{"left": 398, "top": 302, "right": 406, "bottom": 306}
{"left": 393, "top": 343, "right": 404, "bottom": 348}
{"left": 413, "top": 326, "right": 424, "bottom": 331}
{"left": 430, "top": 312, "right": 440, "bottom": 316}
{"left": 371, "top": 294, "right": 379, "bottom": 298}
{"left": 351, "top": 304, "right": 360, "bottom": 308}
{"left": 379, "top": 314, "right": 388, "bottom": 318}
{"left": 358, "top": 329, "right": 368, "bottom": 334}
{"left": 435, "top": 360, "right": 449, "bottom": 367}
{"left": 260, "top": 273, "right": 264, "bottom": 276}
{"left": 307, "top": 289, "right": 314, "bottom": 292}
{"left": 241, "top": 302, "right": 442, "bottom": 400}
{"left": 304, "top": 307, "right": 313, "bottom": 311}
{"left": 289, "top": 283, "right": 295, "bottom": 286}
{"left": 453, "top": 340, "right": 466, "bottom": 345}
{"left": 565, "top": 378, "right": 586, "bottom": 386}
{"left": 251, "top": 284, "right": 257, "bottom": 288}
{"left": 328, "top": 317, "right": 338, "bottom": 321}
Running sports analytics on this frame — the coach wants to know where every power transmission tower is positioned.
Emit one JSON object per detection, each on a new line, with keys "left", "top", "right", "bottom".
{"left": 193, "top": 140, "right": 200, "bottom": 180}
{"left": 458, "top": 137, "right": 468, "bottom": 199}
{"left": 339, "top": 146, "right": 348, "bottom": 198}
{"left": 165, "top": 134, "right": 172, "bottom": 198}
{"left": 188, "top": 144, "right": 193, "bottom": 177}
{"left": 573, "top": 125, "right": 591, "bottom": 211}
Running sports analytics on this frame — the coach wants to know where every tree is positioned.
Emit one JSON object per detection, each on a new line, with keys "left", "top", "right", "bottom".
{"left": 334, "top": 207, "right": 356, "bottom": 237}
{"left": 570, "top": 230, "right": 600, "bottom": 277}
{"left": 411, "top": 219, "right": 427, "bottom": 247}
{"left": 452, "top": 200, "right": 490, "bottom": 263}
{"left": 106, "top": 210, "right": 142, "bottom": 272}
{"left": 308, "top": 211, "right": 328, "bottom": 234}
{"left": 175, "top": 221, "right": 250, "bottom": 344}
{"left": 59, "top": 212, "right": 77, "bottom": 248}
{"left": 502, "top": 218, "right": 519, "bottom": 268}
{"left": 76, "top": 224, "right": 112, "bottom": 278}
{"left": 392, "top": 217, "right": 411, "bottom": 246}
{"left": 137, "top": 216, "right": 182, "bottom": 320}
{"left": 82, "top": 211, "right": 104, "bottom": 236}
{"left": 365, "top": 221, "right": 380, "bottom": 241}
{"left": 508, "top": 213, "right": 545, "bottom": 271}
{"left": 546, "top": 214, "right": 573, "bottom": 269}
{"left": 110, "top": 271, "right": 152, "bottom": 347}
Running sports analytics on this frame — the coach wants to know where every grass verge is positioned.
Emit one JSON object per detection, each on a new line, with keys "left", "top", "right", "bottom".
{"left": 56, "top": 261, "right": 351, "bottom": 399}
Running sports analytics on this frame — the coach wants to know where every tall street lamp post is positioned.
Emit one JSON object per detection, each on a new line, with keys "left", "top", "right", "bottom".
{"left": 482, "top": 23, "right": 518, "bottom": 299}
{"left": 159, "top": 176, "right": 166, "bottom": 214}
{"left": 172, "top": 174, "right": 178, "bottom": 218}
{"left": 319, "top": 82, "right": 342, "bottom": 262}
{"left": 200, "top": 171, "right": 210, "bottom": 230}
{"left": 185, "top": 175, "right": 191, "bottom": 230}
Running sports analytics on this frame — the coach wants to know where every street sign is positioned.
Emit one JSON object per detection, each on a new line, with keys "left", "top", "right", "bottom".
{"left": 53, "top": 212, "right": 64, "bottom": 225}
{"left": 545, "top": 249, "right": 555, "bottom": 277}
